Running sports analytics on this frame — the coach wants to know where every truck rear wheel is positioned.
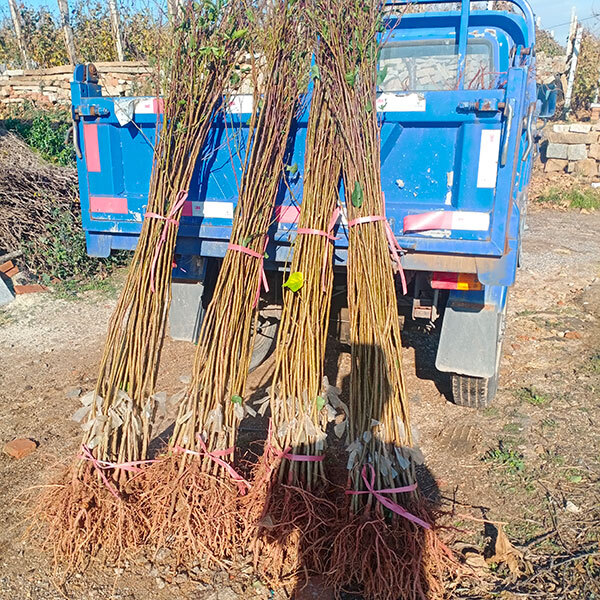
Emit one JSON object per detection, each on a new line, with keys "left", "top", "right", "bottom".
{"left": 450, "top": 298, "right": 506, "bottom": 409}
{"left": 451, "top": 373, "right": 498, "bottom": 409}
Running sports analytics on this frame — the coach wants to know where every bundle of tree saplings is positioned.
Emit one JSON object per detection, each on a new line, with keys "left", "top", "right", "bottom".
{"left": 139, "top": 0, "right": 308, "bottom": 569}
{"left": 243, "top": 73, "right": 343, "bottom": 587}
{"left": 30, "top": 0, "right": 247, "bottom": 573}
{"left": 313, "top": 1, "right": 455, "bottom": 599}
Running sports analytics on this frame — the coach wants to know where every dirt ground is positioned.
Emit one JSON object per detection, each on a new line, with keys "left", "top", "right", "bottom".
{"left": 1, "top": 207, "right": 599, "bottom": 599}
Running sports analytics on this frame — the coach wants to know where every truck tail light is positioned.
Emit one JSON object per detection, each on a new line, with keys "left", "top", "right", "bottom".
{"left": 431, "top": 272, "right": 482, "bottom": 291}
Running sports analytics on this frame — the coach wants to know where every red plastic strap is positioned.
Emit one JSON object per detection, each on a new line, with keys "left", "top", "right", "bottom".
{"left": 346, "top": 464, "right": 431, "bottom": 529}
{"left": 347, "top": 195, "right": 407, "bottom": 295}
{"left": 174, "top": 437, "right": 251, "bottom": 494}
{"left": 227, "top": 239, "right": 270, "bottom": 308}
{"left": 145, "top": 190, "right": 189, "bottom": 293}
{"left": 79, "top": 444, "right": 158, "bottom": 500}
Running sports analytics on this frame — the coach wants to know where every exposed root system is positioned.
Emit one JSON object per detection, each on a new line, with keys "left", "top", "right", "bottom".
{"left": 28, "top": 464, "right": 147, "bottom": 577}
{"left": 241, "top": 455, "right": 338, "bottom": 589}
{"left": 139, "top": 454, "right": 242, "bottom": 569}
{"left": 328, "top": 502, "right": 455, "bottom": 600}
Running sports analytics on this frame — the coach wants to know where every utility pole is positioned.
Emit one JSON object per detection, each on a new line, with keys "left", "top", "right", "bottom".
{"left": 566, "top": 7, "right": 577, "bottom": 56}
{"left": 108, "top": 0, "right": 125, "bottom": 62}
{"left": 563, "top": 24, "right": 583, "bottom": 116}
{"left": 56, "top": 0, "right": 77, "bottom": 65}
{"left": 7, "top": 0, "right": 31, "bottom": 68}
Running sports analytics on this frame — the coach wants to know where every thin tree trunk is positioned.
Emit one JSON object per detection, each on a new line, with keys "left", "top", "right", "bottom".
{"left": 167, "top": 0, "right": 181, "bottom": 22}
{"left": 108, "top": 0, "right": 125, "bottom": 62}
{"left": 56, "top": 0, "right": 77, "bottom": 65}
{"left": 7, "top": 0, "right": 30, "bottom": 68}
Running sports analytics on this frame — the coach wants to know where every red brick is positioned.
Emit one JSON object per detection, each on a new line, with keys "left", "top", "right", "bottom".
{"left": 13, "top": 284, "right": 47, "bottom": 295}
{"left": 3, "top": 438, "right": 37, "bottom": 459}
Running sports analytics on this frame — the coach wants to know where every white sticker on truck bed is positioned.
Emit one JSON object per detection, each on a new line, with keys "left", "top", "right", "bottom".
{"left": 376, "top": 92, "right": 426, "bottom": 112}
{"left": 227, "top": 95, "right": 254, "bottom": 114}
{"left": 190, "top": 201, "right": 234, "bottom": 219}
{"left": 477, "top": 129, "right": 501, "bottom": 188}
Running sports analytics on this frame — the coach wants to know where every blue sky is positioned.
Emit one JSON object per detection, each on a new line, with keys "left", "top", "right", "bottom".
{"left": 530, "top": 0, "right": 599, "bottom": 43}
{"left": 11, "top": 0, "right": 600, "bottom": 45}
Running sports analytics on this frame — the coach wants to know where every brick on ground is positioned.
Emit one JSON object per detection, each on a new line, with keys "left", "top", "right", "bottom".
{"left": 3, "top": 438, "right": 37, "bottom": 459}
{"left": 0, "top": 261, "right": 19, "bottom": 278}
{"left": 13, "top": 284, "right": 47, "bottom": 295}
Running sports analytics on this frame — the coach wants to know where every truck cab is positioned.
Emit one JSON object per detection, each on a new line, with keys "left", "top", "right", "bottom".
{"left": 70, "top": 0, "right": 541, "bottom": 408}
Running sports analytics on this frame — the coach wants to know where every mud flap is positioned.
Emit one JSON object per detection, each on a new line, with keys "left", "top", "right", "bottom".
{"left": 169, "top": 257, "right": 208, "bottom": 342}
{"left": 435, "top": 286, "right": 506, "bottom": 379}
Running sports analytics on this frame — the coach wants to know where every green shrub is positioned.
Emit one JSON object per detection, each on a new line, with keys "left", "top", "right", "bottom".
{"left": 573, "top": 30, "right": 600, "bottom": 111}
{"left": 537, "top": 186, "right": 600, "bottom": 210}
{"left": 3, "top": 106, "right": 74, "bottom": 166}
{"left": 22, "top": 206, "right": 128, "bottom": 283}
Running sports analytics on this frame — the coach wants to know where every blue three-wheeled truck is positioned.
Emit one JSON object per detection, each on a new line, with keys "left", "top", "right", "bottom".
{"left": 69, "top": 0, "right": 556, "bottom": 408}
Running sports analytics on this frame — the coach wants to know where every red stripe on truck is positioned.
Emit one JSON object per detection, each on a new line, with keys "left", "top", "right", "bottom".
{"left": 90, "top": 196, "right": 128, "bottom": 214}
{"left": 83, "top": 124, "right": 101, "bottom": 172}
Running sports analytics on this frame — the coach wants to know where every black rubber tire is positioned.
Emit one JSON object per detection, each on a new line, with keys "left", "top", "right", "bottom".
{"left": 248, "top": 310, "right": 279, "bottom": 372}
{"left": 451, "top": 298, "right": 507, "bottom": 409}
{"left": 451, "top": 372, "right": 499, "bottom": 409}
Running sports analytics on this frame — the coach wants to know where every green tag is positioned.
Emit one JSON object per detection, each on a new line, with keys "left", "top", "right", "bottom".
{"left": 231, "top": 395, "right": 243, "bottom": 405}
{"left": 316, "top": 396, "right": 326, "bottom": 411}
{"left": 283, "top": 272, "right": 304, "bottom": 292}
{"left": 351, "top": 181, "right": 363, "bottom": 208}
{"left": 310, "top": 64, "right": 321, "bottom": 81}
{"left": 287, "top": 162, "right": 299, "bottom": 175}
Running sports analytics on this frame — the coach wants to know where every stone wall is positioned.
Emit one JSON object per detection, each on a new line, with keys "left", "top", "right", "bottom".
{"left": 542, "top": 122, "right": 600, "bottom": 177}
{"left": 536, "top": 52, "right": 567, "bottom": 85}
{"left": 0, "top": 62, "right": 153, "bottom": 108}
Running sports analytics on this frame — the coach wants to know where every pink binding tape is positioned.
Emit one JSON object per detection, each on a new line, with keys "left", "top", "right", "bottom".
{"left": 145, "top": 190, "right": 189, "bottom": 293}
{"left": 347, "top": 194, "right": 407, "bottom": 295}
{"left": 227, "top": 239, "right": 269, "bottom": 308}
{"left": 268, "top": 444, "right": 325, "bottom": 463}
{"left": 296, "top": 207, "right": 341, "bottom": 292}
{"left": 346, "top": 464, "right": 431, "bottom": 529}
{"left": 79, "top": 444, "right": 157, "bottom": 500}
{"left": 265, "top": 419, "right": 324, "bottom": 464}
{"left": 174, "top": 436, "right": 251, "bottom": 493}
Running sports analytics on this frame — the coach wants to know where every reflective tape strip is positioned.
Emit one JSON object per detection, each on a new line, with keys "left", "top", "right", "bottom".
{"left": 181, "top": 201, "right": 234, "bottom": 219}
{"left": 83, "top": 124, "right": 101, "bottom": 172}
{"left": 90, "top": 196, "right": 128, "bottom": 214}
{"left": 403, "top": 210, "right": 490, "bottom": 233}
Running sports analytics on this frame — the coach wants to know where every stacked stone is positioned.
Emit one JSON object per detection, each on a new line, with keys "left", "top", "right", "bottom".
{"left": 544, "top": 122, "right": 600, "bottom": 177}
{"left": 0, "top": 61, "right": 152, "bottom": 108}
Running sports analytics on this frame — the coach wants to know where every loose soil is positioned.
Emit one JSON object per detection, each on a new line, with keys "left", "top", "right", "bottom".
{"left": 0, "top": 208, "right": 599, "bottom": 599}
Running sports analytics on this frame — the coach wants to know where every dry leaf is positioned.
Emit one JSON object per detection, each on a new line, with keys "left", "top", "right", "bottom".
{"left": 487, "top": 525, "right": 533, "bottom": 577}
